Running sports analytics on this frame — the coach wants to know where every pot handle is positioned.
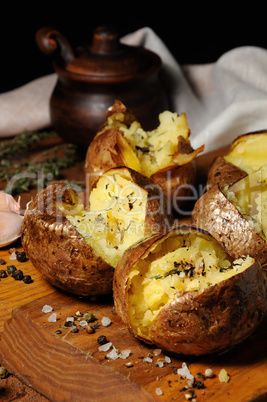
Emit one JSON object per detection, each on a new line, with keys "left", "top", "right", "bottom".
{"left": 36, "top": 26, "right": 74, "bottom": 65}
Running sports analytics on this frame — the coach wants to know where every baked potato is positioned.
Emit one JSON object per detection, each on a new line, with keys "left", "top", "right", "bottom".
{"left": 208, "top": 130, "right": 267, "bottom": 189}
{"left": 192, "top": 166, "right": 267, "bottom": 271}
{"left": 21, "top": 167, "right": 172, "bottom": 296}
{"left": 113, "top": 226, "right": 267, "bottom": 356}
{"left": 85, "top": 101, "right": 204, "bottom": 209}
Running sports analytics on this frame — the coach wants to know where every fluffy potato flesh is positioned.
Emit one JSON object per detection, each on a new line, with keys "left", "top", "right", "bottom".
{"left": 127, "top": 232, "right": 254, "bottom": 340}
{"left": 225, "top": 165, "right": 267, "bottom": 241}
{"left": 101, "top": 109, "right": 204, "bottom": 177}
{"left": 224, "top": 132, "right": 267, "bottom": 174}
{"left": 60, "top": 170, "right": 147, "bottom": 268}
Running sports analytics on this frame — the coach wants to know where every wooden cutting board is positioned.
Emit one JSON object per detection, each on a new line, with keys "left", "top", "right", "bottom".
{"left": 1, "top": 144, "right": 267, "bottom": 401}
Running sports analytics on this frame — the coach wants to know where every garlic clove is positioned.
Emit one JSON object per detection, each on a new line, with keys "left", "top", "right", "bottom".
{"left": 0, "top": 191, "right": 21, "bottom": 214}
{"left": 0, "top": 211, "right": 23, "bottom": 248}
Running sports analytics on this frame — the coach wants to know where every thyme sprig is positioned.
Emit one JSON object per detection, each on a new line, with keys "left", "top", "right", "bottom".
{"left": 0, "top": 130, "right": 81, "bottom": 195}
{"left": 0, "top": 129, "right": 57, "bottom": 159}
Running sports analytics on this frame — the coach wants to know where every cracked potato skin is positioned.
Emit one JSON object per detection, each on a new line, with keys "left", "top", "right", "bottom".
{"left": 84, "top": 101, "right": 201, "bottom": 206}
{"left": 149, "top": 264, "right": 267, "bottom": 355}
{"left": 21, "top": 182, "right": 113, "bottom": 296}
{"left": 207, "top": 156, "right": 247, "bottom": 190}
{"left": 150, "top": 161, "right": 197, "bottom": 206}
{"left": 21, "top": 169, "right": 172, "bottom": 297}
{"left": 113, "top": 227, "right": 267, "bottom": 356}
{"left": 207, "top": 130, "right": 267, "bottom": 190}
{"left": 191, "top": 184, "right": 267, "bottom": 272}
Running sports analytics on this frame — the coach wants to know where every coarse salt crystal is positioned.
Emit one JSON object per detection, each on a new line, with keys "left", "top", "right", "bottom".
{"left": 106, "top": 347, "right": 120, "bottom": 360}
{"left": 155, "top": 387, "right": 163, "bottom": 396}
{"left": 155, "top": 361, "right": 164, "bottom": 368}
{"left": 165, "top": 356, "right": 171, "bottom": 364}
{"left": 48, "top": 312, "right": 57, "bottom": 323}
{"left": 66, "top": 316, "right": 74, "bottom": 322}
{"left": 119, "top": 349, "right": 131, "bottom": 359}
{"left": 79, "top": 320, "right": 88, "bottom": 327}
{"left": 42, "top": 305, "right": 53, "bottom": 313}
{"left": 9, "top": 252, "right": 17, "bottom": 260}
{"left": 99, "top": 342, "right": 131, "bottom": 360}
{"left": 153, "top": 349, "right": 162, "bottom": 356}
{"left": 177, "top": 362, "right": 194, "bottom": 380}
{"left": 101, "top": 317, "right": 111, "bottom": 327}
{"left": 98, "top": 342, "right": 112, "bottom": 352}
{"left": 143, "top": 357, "right": 153, "bottom": 363}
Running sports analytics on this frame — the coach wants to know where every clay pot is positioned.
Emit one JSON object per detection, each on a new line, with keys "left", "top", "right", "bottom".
{"left": 36, "top": 26, "right": 170, "bottom": 147}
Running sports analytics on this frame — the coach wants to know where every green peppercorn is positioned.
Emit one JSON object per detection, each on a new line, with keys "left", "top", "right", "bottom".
{"left": 82, "top": 312, "right": 96, "bottom": 323}
{"left": 86, "top": 325, "right": 95, "bottom": 334}
{"left": 0, "top": 366, "right": 9, "bottom": 379}
{"left": 75, "top": 311, "right": 83, "bottom": 317}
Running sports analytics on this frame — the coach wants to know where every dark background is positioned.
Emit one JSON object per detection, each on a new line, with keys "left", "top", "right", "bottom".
{"left": 1, "top": 5, "right": 267, "bottom": 93}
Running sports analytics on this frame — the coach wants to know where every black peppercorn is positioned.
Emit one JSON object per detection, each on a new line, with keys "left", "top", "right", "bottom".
{"left": 64, "top": 320, "right": 74, "bottom": 327}
{"left": 23, "top": 275, "right": 32, "bottom": 284}
{"left": 0, "top": 270, "right": 7, "bottom": 278}
{"left": 97, "top": 335, "right": 108, "bottom": 345}
{"left": 16, "top": 251, "right": 27, "bottom": 262}
{"left": 0, "top": 258, "right": 6, "bottom": 265}
{"left": 7, "top": 265, "right": 16, "bottom": 275}
{"left": 12, "top": 269, "right": 24, "bottom": 280}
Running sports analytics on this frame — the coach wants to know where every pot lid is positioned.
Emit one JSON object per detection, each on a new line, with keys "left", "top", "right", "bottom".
{"left": 36, "top": 26, "right": 161, "bottom": 81}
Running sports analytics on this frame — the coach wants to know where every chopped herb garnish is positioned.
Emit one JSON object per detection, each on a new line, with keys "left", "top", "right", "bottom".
{"left": 150, "top": 274, "right": 163, "bottom": 280}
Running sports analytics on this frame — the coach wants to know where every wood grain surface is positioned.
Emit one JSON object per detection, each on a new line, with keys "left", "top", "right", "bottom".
{"left": 1, "top": 138, "right": 266, "bottom": 401}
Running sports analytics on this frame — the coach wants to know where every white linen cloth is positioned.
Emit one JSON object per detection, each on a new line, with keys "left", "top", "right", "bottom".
{"left": 1, "top": 27, "right": 267, "bottom": 153}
